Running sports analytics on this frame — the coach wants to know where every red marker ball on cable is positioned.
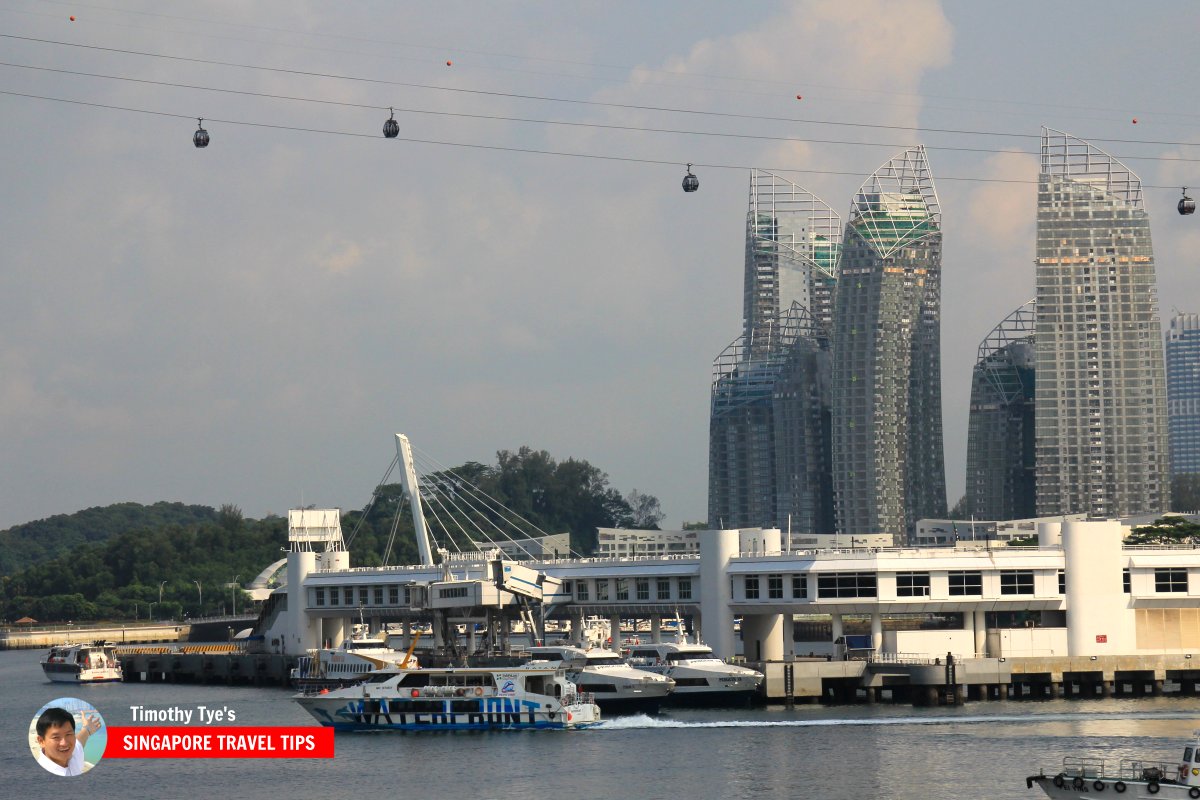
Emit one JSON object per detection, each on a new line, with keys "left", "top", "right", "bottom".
{"left": 1132, "top": 118, "right": 1138, "bottom": 124}
{"left": 796, "top": 95, "right": 802, "bottom": 100}
{"left": 446, "top": 60, "right": 452, "bottom": 66}
{"left": 70, "top": 15, "right": 75, "bottom": 21}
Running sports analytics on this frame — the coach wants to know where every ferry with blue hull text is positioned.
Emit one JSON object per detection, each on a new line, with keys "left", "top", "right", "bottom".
{"left": 294, "top": 665, "right": 601, "bottom": 732}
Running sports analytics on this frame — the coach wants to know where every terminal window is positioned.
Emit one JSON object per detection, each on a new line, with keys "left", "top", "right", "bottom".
{"left": 636, "top": 579, "right": 650, "bottom": 601}
{"left": 657, "top": 579, "right": 671, "bottom": 600}
{"left": 1155, "top": 568, "right": 1188, "bottom": 593}
{"left": 896, "top": 572, "right": 931, "bottom": 597}
{"left": 768, "top": 574, "right": 783, "bottom": 599}
{"left": 948, "top": 571, "right": 983, "bottom": 596}
{"left": 792, "top": 575, "right": 807, "bottom": 599}
{"left": 678, "top": 577, "right": 692, "bottom": 600}
{"left": 314, "top": 588, "right": 325, "bottom": 606}
{"left": 1000, "top": 570, "right": 1034, "bottom": 595}
{"left": 816, "top": 572, "right": 877, "bottom": 599}
{"left": 745, "top": 576, "right": 760, "bottom": 599}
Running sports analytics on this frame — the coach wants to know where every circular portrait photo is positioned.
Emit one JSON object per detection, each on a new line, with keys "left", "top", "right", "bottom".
{"left": 28, "top": 697, "right": 106, "bottom": 776}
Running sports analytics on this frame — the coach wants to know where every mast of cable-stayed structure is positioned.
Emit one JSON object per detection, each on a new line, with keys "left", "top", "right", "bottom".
{"left": 396, "top": 433, "right": 435, "bottom": 566}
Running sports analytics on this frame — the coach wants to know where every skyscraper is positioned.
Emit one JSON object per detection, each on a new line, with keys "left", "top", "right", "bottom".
{"left": 708, "top": 172, "right": 840, "bottom": 532}
{"left": 743, "top": 170, "right": 841, "bottom": 348}
{"left": 1167, "top": 312, "right": 1200, "bottom": 477}
{"left": 965, "top": 301, "right": 1037, "bottom": 521}
{"left": 831, "top": 146, "right": 947, "bottom": 539}
{"left": 1034, "top": 129, "right": 1169, "bottom": 517}
{"left": 709, "top": 303, "right": 832, "bottom": 531}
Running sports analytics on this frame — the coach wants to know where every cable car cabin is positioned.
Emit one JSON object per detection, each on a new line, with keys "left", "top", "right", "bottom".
{"left": 193, "top": 119, "right": 209, "bottom": 149}
{"left": 383, "top": 109, "right": 399, "bottom": 139}
{"left": 1180, "top": 188, "right": 1195, "bottom": 215}
{"left": 682, "top": 164, "right": 699, "bottom": 193}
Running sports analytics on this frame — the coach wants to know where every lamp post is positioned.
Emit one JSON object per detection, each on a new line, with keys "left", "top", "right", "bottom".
{"left": 194, "top": 580, "right": 202, "bottom": 616}
{"left": 159, "top": 581, "right": 167, "bottom": 604}
{"left": 231, "top": 575, "right": 241, "bottom": 616}
{"left": 148, "top": 602, "right": 157, "bottom": 621}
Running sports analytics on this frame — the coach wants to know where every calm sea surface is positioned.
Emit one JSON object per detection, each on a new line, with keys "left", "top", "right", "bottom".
{"left": 3, "top": 646, "right": 1199, "bottom": 799}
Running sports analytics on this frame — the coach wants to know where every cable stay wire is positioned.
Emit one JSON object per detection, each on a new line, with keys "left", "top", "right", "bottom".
{"left": 8, "top": 33, "right": 1200, "bottom": 150}
{"left": 409, "top": 442, "right": 587, "bottom": 560}
{"left": 344, "top": 452, "right": 398, "bottom": 548}
{"left": 6, "top": 60, "right": 1200, "bottom": 165}
{"left": 4, "top": 87, "right": 1194, "bottom": 190}
{"left": 408, "top": 448, "right": 548, "bottom": 560}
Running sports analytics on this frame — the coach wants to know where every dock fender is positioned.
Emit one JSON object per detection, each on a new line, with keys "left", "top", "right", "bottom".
{"left": 1053, "top": 774, "right": 1066, "bottom": 788}
{"left": 1114, "top": 781, "right": 1126, "bottom": 793}
{"left": 1094, "top": 780, "right": 1105, "bottom": 791}
{"left": 1073, "top": 776, "right": 1085, "bottom": 789}
{"left": 1148, "top": 781, "right": 1160, "bottom": 794}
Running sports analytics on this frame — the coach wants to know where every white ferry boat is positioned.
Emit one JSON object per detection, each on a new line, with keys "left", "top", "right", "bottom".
{"left": 294, "top": 665, "right": 602, "bottom": 732}
{"left": 41, "top": 642, "right": 123, "bottom": 684}
{"left": 624, "top": 641, "right": 762, "bottom": 707}
{"left": 524, "top": 645, "right": 675, "bottom": 714}
{"left": 1027, "top": 730, "right": 1200, "bottom": 798}
{"left": 291, "top": 635, "right": 420, "bottom": 691}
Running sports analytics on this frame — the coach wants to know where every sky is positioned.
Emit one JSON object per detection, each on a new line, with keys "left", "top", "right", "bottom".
{"left": 2, "top": 1, "right": 1200, "bottom": 532}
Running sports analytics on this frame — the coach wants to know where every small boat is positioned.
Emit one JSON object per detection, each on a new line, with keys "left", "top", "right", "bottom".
{"left": 624, "top": 641, "right": 763, "bottom": 707}
{"left": 294, "top": 665, "right": 602, "bottom": 732}
{"left": 524, "top": 645, "right": 675, "bottom": 714}
{"left": 41, "top": 642, "right": 123, "bottom": 684}
{"left": 290, "top": 632, "right": 421, "bottom": 691}
{"left": 1027, "top": 730, "right": 1200, "bottom": 798}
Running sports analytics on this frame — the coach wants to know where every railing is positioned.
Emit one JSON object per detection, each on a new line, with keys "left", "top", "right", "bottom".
{"left": 1056, "top": 756, "right": 1180, "bottom": 783}
{"left": 564, "top": 691, "right": 595, "bottom": 706}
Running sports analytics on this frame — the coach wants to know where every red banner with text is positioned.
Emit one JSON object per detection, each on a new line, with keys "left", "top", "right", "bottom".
{"left": 105, "top": 727, "right": 335, "bottom": 758}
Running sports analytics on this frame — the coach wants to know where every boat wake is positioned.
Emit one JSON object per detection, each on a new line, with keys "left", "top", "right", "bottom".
{"left": 596, "top": 709, "right": 1200, "bottom": 731}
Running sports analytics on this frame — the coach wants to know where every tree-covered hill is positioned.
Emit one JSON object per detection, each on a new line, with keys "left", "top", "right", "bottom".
{"left": 0, "top": 502, "right": 219, "bottom": 575}
{"left": 0, "top": 447, "right": 663, "bottom": 622}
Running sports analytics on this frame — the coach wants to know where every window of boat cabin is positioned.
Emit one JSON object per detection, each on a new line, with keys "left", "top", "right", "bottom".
{"left": 678, "top": 577, "right": 692, "bottom": 600}
{"left": 745, "top": 576, "right": 760, "bottom": 599}
{"left": 1186, "top": 746, "right": 1194, "bottom": 763}
{"left": 657, "top": 578, "right": 671, "bottom": 600}
{"left": 596, "top": 579, "right": 610, "bottom": 601}
{"left": 792, "top": 575, "right": 807, "bottom": 599}
{"left": 365, "top": 672, "right": 395, "bottom": 683}
{"left": 768, "top": 574, "right": 783, "bottom": 599}
{"left": 636, "top": 578, "right": 650, "bottom": 600}
{"left": 616, "top": 579, "right": 629, "bottom": 601}
{"left": 525, "top": 675, "right": 548, "bottom": 695}
{"left": 314, "top": 588, "right": 325, "bottom": 607}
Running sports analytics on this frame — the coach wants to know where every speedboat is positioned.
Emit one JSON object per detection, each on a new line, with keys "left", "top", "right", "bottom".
{"left": 624, "top": 641, "right": 762, "bottom": 707}
{"left": 1027, "top": 729, "right": 1200, "bottom": 798}
{"left": 524, "top": 645, "right": 674, "bottom": 714}
{"left": 294, "top": 664, "right": 602, "bottom": 732}
{"left": 41, "top": 642, "right": 123, "bottom": 683}
{"left": 291, "top": 634, "right": 420, "bottom": 691}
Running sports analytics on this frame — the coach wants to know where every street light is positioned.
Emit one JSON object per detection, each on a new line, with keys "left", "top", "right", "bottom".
{"left": 159, "top": 581, "right": 167, "bottom": 605}
{"left": 231, "top": 575, "right": 241, "bottom": 616}
{"left": 148, "top": 602, "right": 157, "bottom": 621}
{"left": 194, "top": 580, "right": 202, "bottom": 615}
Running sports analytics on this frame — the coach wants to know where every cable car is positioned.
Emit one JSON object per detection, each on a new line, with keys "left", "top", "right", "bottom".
{"left": 383, "top": 108, "right": 399, "bottom": 139}
{"left": 193, "top": 118, "right": 209, "bottom": 149}
{"left": 1180, "top": 187, "right": 1195, "bottom": 216}
{"left": 682, "top": 163, "right": 699, "bottom": 193}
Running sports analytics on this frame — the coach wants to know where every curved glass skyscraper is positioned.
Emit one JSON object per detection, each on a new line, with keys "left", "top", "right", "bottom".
{"left": 1035, "top": 129, "right": 1169, "bottom": 517}
{"left": 831, "top": 146, "right": 947, "bottom": 539}
{"left": 966, "top": 301, "right": 1037, "bottom": 521}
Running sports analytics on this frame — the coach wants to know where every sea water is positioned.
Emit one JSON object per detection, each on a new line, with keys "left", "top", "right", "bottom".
{"left": 3, "top": 646, "right": 1198, "bottom": 799}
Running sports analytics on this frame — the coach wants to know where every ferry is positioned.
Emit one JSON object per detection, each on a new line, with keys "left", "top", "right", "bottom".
{"left": 291, "top": 633, "right": 420, "bottom": 691}
{"left": 294, "top": 665, "right": 602, "bottom": 732}
{"left": 624, "top": 641, "right": 763, "bottom": 706}
{"left": 41, "top": 642, "right": 123, "bottom": 683}
{"left": 1027, "top": 730, "right": 1200, "bottom": 798}
{"left": 524, "top": 645, "right": 675, "bottom": 714}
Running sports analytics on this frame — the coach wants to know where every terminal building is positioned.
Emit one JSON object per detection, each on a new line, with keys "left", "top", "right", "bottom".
{"left": 261, "top": 509, "right": 1200, "bottom": 668}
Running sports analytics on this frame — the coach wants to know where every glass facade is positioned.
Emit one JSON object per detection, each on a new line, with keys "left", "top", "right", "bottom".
{"left": 965, "top": 301, "right": 1037, "bottom": 520}
{"left": 1167, "top": 313, "right": 1200, "bottom": 477}
{"left": 831, "top": 146, "right": 947, "bottom": 540}
{"left": 1034, "top": 129, "right": 1169, "bottom": 517}
{"left": 708, "top": 171, "right": 839, "bottom": 533}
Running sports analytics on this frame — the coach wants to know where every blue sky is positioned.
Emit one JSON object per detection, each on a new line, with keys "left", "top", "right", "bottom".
{"left": 2, "top": 1, "right": 1198, "bottom": 531}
